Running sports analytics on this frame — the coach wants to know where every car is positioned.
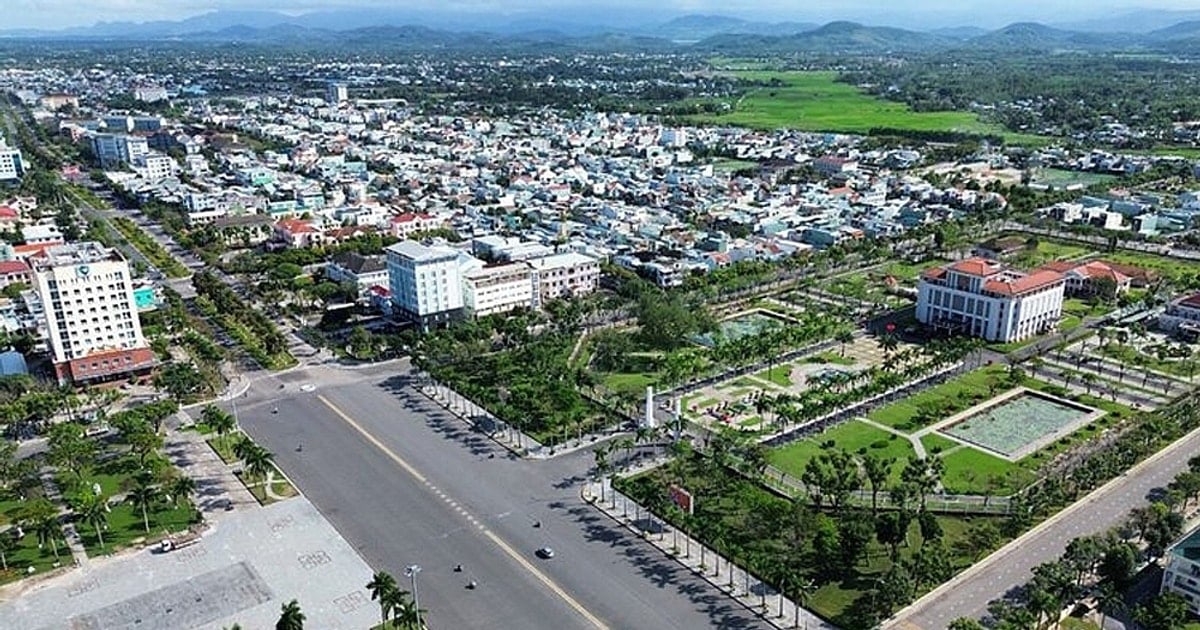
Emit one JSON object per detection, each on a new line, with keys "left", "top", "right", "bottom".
{"left": 299, "top": 384, "right": 316, "bottom": 392}
{"left": 535, "top": 547, "right": 555, "bottom": 559}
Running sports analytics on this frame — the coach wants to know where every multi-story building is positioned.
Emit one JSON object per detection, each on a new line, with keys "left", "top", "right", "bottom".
{"left": 1160, "top": 292, "right": 1200, "bottom": 339}
{"left": 916, "top": 257, "right": 1065, "bottom": 343}
{"left": 389, "top": 212, "right": 442, "bottom": 239}
{"left": 326, "top": 252, "right": 388, "bottom": 296}
{"left": 527, "top": 252, "right": 601, "bottom": 305}
{"left": 1162, "top": 525, "right": 1200, "bottom": 615}
{"left": 462, "top": 262, "right": 535, "bottom": 317}
{"left": 132, "top": 85, "right": 169, "bottom": 103}
{"left": 30, "top": 242, "right": 154, "bottom": 384}
{"left": 327, "top": 81, "right": 348, "bottom": 105}
{"left": 132, "top": 154, "right": 177, "bottom": 181}
{"left": 386, "top": 240, "right": 465, "bottom": 330}
{"left": 0, "top": 139, "right": 26, "bottom": 182}
{"left": 90, "top": 134, "right": 149, "bottom": 168}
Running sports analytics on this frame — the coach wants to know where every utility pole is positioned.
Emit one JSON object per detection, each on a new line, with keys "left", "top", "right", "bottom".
{"left": 405, "top": 564, "right": 422, "bottom": 628}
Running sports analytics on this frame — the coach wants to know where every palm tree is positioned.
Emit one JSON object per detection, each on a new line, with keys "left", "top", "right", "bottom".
{"left": 20, "top": 499, "right": 60, "bottom": 559}
{"left": 393, "top": 598, "right": 425, "bottom": 630}
{"left": 243, "top": 445, "right": 276, "bottom": 484}
{"left": 125, "top": 477, "right": 159, "bottom": 533}
{"left": 836, "top": 329, "right": 855, "bottom": 357}
{"left": 276, "top": 599, "right": 305, "bottom": 630}
{"left": 0, "top": 532, "right": 15, "bottom": 571}
{"left": 366, "top": 570, "right": 400, "bottom": 624}
{"left": 75, "top": 492, "right": 110, "bottom": 549}
{"left": 202, "top": 404, "right": 236, "bottom": 437}
{"left": 166, "top": 475, "right": 196, "bottom": 509}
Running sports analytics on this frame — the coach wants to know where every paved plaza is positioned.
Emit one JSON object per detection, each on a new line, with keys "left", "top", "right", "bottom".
{"left": 0, "top": 498, "right": 377, "bottom": 630}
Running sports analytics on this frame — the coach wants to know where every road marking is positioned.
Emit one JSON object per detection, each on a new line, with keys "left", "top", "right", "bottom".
{"left": 317, "top": 394, "right": 609, "bottom": 630}
{"left": 317, "top": 395, "right": 426, "bottom": 484}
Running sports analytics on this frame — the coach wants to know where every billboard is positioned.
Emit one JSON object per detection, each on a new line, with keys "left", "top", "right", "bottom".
{"left": 669, "top": 484, "right": 694, "bottom": 515}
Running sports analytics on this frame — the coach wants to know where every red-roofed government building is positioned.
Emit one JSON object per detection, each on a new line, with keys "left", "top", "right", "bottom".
{"left": 916, "top": 257, "right": 1066, "bottom": 343}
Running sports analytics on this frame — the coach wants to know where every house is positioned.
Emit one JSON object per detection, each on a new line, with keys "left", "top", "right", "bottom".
{"left": 1040, "top": 260, "right": 1133, "bottom": 299}
{"left": 1159, "top": 293, "right": 1200, "bottom": 340}
{"left": 0, "top": 206, "right": 19, "bottom": 232}
{"left": 0, "top": 260, "right": 31, "bottom": 289}
{"left": 974, "top": 236, "right": 1030, "bottom": 260}
{"left": 273, "top": 219, "right": 324, "bottom": 249}
{"left": 326, "top": 251, "right": 388, "bottom": 296}
{"left": 813, "top": 155, "right": 858, "bottom": 177}
{"left": 390, "top": 212, "right": 443, "bottom": 239}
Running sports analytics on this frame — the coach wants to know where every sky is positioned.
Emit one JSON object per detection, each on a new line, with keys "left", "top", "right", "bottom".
{"left": 7, "top": 0, "right": 1200, "bottom": 31}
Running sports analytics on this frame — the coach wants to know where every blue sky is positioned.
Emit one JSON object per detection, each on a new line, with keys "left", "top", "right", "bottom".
{"left": 7, "top": 0, "right": 1200, "bottom": 30}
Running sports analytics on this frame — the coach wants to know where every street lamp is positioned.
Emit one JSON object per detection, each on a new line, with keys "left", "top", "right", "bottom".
{"left": 405, "top": 564, "right": 422, "bottom": 628}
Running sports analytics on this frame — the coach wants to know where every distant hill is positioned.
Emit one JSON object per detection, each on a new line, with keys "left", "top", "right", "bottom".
{"left": 698, "top": 21, "right": 950, "bottom": 54}
{"left": 928, "top": 26, "right": 989, "bottom": 40}
{"left": 651, "top": 14, "right": 817, "bottom": 40}
{"left": 966, "top": 22, "right": 1143, "bottom": 51}
{"left": 1055, "top": 9, "right": 1200, "bottom": 33}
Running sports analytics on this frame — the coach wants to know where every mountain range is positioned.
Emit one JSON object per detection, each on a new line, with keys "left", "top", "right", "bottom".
{"left": 5, "top": 9, "right": 1200, "bottom": 55}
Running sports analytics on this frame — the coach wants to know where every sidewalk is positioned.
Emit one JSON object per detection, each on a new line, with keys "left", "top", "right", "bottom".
{"left": 420, "top": 380, "right": 627, "bottom": 459}
{"left": 582, "top": 476, "right": 835, "bottom": 630}
{"left": 161, "top": 411, "right": 257, "bottom": 517}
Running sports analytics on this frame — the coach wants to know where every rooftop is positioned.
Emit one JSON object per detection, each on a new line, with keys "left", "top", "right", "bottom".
{"left": 386, "top": 240, "right": 459, "bottom": 262}
{"left": 1171, "top": 525, "right": 1200, "bottom": 562}
{"left": 33, "top": 242, "right": 123, "bottom": 269}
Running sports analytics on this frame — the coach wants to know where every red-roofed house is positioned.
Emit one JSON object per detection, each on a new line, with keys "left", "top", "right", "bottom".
{"left": 0, "top": 206, "right": 18, "bottom": 232}
{"left": 0, "top": 259, "right": 30, "bottom": 289}
{"left": 390, "top": 212, "right": 442, "bottom": 239}
{"left": 916, "top": 257, "right": 1065, "bottom": 342}
{"left": 273, "top": 219, "right": 324, "bottom": 249}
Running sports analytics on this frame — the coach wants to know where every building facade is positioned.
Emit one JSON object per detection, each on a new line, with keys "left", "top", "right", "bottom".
{"left": 916, "top": 257, "right": 1066, "bottom": 343}
{"left": 462, "top": 263, "right": 535, "bottom": 317}
{"left": 30, "top": 242, "right": 154, "bottom": 384}
{"left": 326, "top": 251, "right": 388, "bottom": 296}
{"left": 90, "top": 134, "right": 149, "bottom": 168}
{"left": 0, "top": 139, "right": 26, "bottom": 182}
{"left": 1160, "top": 293, "right": 1200, "bottom": 339}
{"left": 386, "top": 241, "right": 465, "bottom": 330}
{"left": 1162, "top": 526, "right": 1200, "bottom": 615}
{"left": 527, "top": 252, "right": 601, "bottom": 305}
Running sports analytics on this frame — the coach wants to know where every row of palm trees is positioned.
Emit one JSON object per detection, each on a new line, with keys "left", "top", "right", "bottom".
{"left": 201, "top": 405, "right": 277, "bottom": 484}
{"left": 366, "top": 570, "right": 425, "bottom": 629}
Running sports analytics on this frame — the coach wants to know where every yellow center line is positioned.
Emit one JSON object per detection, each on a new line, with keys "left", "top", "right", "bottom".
{"left": 316, "top": 394, "right": 609, "bottom": 630}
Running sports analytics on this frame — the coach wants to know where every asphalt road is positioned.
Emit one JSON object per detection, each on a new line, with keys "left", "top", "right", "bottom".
{"left": 890, "top": 421, "right": 1200, "bottom": 630}
{"left": 233, "top": 361, "right": 769, "bottom": 630}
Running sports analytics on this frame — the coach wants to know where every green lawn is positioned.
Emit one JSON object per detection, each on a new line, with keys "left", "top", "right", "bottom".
{"left": 1007, "top": 239, "right": 1091, "bottom": 268}
{"left": 938, "top": 448, "right": 1032, "bottom": 495}
{"left": 1095, "top": 342, "right": 1198, "bottom": 379}
{"left": 690, "top": 71, "right": 1041, "bottom": 143}
{"left": 867, "top": 366, "right": 1009, "bottom": 432}
{"left": 877, "top": 259, "right": 951, "bottom": 283}
{"left": 770, "top": 420, "right": 915, "bottom": 482}
{"left": 206, "top": 434, "right": 242, "bottom": 464}
{"left": 807, "top": 351, "right": 856, "bottom": 366}
{"left": 1101, "top": 250, "right": 1200, "bottom": 284}
{"left": 78, "top": 501, "right": 196, "bottom": 557}
{"left": 919, "top": 433, "right": 958, "bottom": 456}
{"left": 1032, "top": 168, "right": 1118, "bottom": 189}
{"left": 601, "top": 371, "right": 658, "bottom": 396}
{"left": 1059, "top": 315, "right": 1083, "bottom": 332}
{"left": 1063, "top": 298, "right": 1115, "bottom": 320}
{"left": 0, "top": 531, "right": 67, "bottom": 586}
{"left": 238, "top": 472, "right": 298, "bottom": 506}
{"left": 753, "top": 367, "right": 792, "bottom": 386}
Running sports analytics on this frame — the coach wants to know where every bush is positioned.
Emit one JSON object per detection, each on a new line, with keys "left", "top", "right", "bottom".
{"left": 870, "top": 439, "right": 889, "bottom": 450}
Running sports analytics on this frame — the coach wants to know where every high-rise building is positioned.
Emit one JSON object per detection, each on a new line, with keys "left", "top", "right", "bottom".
{"left": 0, "top": 138, "right": 25, "bottom": 182}
{"left": 90, "top": 134, "right": 149, "bottom": 168}
{"left": 326, "top": 81, "right": 348, "bottom": 105}
{"left": 385, "top": 241, "right": 465, "bottom": 330}
{"left": 31, "top": 242, "right": 154, "bottom": 384}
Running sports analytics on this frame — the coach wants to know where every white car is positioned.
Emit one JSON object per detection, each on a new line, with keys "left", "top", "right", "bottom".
{"left": 299, "top": 384, "right": 316, "bottom": 392}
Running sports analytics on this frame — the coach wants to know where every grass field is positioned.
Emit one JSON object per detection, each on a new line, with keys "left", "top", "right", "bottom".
{"left": 867, "top": 367, "right": 1008, "bottom": 432}
{"left": 770, "top": 420, "right": 915, "bottom": 481}
{"left": 1006, "top": 239, "right": 1092, "bottom": 268}
{"left": 1032, "top": 168, "right": 1119, "bottom": 189}
{"left": 691, "top": 71, "right": 1050, "bottom": 145}
{"left": 1102, "top": 250, "right": 1200, "bottom": 284}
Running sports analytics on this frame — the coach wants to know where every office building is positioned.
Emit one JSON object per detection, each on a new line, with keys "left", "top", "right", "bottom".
{"left": 527, "top": 252, "right": 601, "bottom": 305}
{"left": 30, "top": 242, "right": 153, "bottom": 384}
{"left": 462, "top": 262, "right": 535, "bottom": 317}
{"left": 132, "top": 85, "right": 169, "bottom": 103}
{"left": 327, "top": 81, "right": 348, "bottom": 105}
{"left": 90, "top": 134, "right": 149, "bottom": 168}
{"left": 386, "top": 240, "right": 465, "bottom": 330}
{"left": 0, "top": 139, "right": 25, "bottom": 182}
{"left": 1162, "top": 525, "right": 1200, "bottom": 615}
{"left": 916, "top": 257, "right": 1065, "bottom": 343}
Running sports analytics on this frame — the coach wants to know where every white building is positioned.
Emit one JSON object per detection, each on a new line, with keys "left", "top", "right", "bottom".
{"left": 133, "top": 154, "right": 177, "bottom": 181}
{"left": 326, "top": 252, "right": 388, "bottom": 296}
{"left": 462, "top": 262, "right": 535, "bottom": 317}
{"left": 386, "top": 240, "right": 465, "bottom": 330}
{"left": 0, "top": 139, "right": 26, "bottom": 182}
{"left": 916, "top": 257, "right": 1065, "bottom": 343}
{"left": 133, "top": 85, "right": 169, "bottom": 103}
{"left": 327, "top": 82, "right": 348, "bottom": 105}
{"left": 30, "top": 242, "right": 153, "bottom": 384}
{"left": 1162, "top": 526, "right": 1200, "bottom": 615}
{"left": 1159, "top": 292, "right": 1200, "bottom": 338}
{"left": 527, "top": 252, "right": 601, "bottom": 305}
{"left": 23, "top": 224, "right": 64, "bottom": 245}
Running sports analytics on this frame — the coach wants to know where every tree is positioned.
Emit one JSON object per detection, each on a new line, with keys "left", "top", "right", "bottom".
{"left": 837, "top": 509, "right": 875, "bottom": 570}
{"left": 165, "top": 475, "right": 196, "bottom": 509}
{"left": 836, "top": 329, "right": 855, "bottom": 357}
{"left": 367, "top": 570, "right": 402, "bottom": 624}
{"left": 863, "top": 455, "right": 890, "bottom": 514}
{"left": 47, "top": 422, "right": 97, "bottom": 480}
{"left": 1098, "top": 540, "right": 1138, "bottom": 587}
{"left": 21, "top": 500, "right": 62, "bottom": 560}
{"left": 0, "top": 530, "right": 14, "bottom": 570}
{"left": 811, "top": 514, "right": 842, "bottom": 579}
{"left": 947, "top": 618, "right": 987, "bottom": 630}
{"left": 242, "top": 444, "right": 276, "bottom": 483}
{"left": 155, "top": 361, "right": 206, "bottom": 402}
{"left": 875, "top": 511, "right": 909, "bottom": 562}
{"left": 276, "top": 599, "right": 306, "bottom": 630}
{"left": 202, "top": 404, "right": 237, "bottom": 437}
{"left": 959, "top": 521, "right": 1000, "bottom": 561}
{"left": 1095, "top": 582, "right": 1126, "bottom": 629}
{"left": 73, "top": 492, "right": 110, "bottom": 549}
{"left": 125, "top": 476, "right": 159, "bottom": 533}
{"left": 1133, "top": 592, "right": 1188, "bottom": 630}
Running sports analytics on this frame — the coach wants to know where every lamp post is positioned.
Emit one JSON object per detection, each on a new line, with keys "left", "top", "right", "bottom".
{"left": 405, "top": 564, "right": 422, "bottom": 628}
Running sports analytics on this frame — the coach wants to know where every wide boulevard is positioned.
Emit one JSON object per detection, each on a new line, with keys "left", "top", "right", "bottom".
{"left": 226, "top": 359, "right": 768, "bottom": 630}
